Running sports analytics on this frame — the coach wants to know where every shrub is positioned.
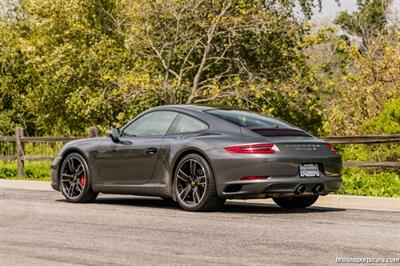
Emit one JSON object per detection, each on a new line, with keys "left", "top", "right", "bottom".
{"left": 339, "top": 168, "right": 400, "bottom": 197}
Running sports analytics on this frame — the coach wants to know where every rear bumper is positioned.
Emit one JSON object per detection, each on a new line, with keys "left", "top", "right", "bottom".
{"left": 206, "top": 148, "right": 342, "bottom": 198}
{"left": 220, "top": 175, "right": 341, "bottom": 198}
{"left": 50, "top": 156, "right": 62, "bottom": 191}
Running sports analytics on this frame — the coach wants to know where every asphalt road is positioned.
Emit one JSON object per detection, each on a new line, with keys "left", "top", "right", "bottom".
{"left": 1, "top": 188, "right": 399, "bottom": 266}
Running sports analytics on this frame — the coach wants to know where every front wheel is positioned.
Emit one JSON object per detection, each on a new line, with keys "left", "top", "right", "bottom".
{"left": 59, "top": 153, "right": 98, "bottom": 203}
{"left": 273, "top": 195, "right": 319, "bottom": 209}
{"left": 174, "top": 154, "right": 225, "bottom": 211}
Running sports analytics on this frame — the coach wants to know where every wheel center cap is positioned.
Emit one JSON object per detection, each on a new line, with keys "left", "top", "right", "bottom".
{"left": 191, "top": 179, "right": 196, "bottom": 187}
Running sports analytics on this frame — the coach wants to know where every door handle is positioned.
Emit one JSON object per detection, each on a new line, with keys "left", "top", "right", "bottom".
{"left": 144, "top": 148, "right": 158, "bottom": 155}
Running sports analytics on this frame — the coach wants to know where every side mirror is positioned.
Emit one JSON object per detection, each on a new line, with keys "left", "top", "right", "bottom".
{"left": 108, "top": 128, "right": 120, "bottom": 143}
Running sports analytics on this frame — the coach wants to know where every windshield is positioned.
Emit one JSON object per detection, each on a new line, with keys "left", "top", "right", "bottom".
{"left": 205, "top": 109, "right": 293, "bottom": 128}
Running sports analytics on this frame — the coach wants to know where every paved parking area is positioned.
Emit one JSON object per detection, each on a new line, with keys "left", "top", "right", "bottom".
{"left": 1, "top": 188, "right": 399, "bottom": 265}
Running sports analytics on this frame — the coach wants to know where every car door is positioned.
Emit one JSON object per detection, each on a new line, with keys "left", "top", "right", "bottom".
{"left": 150, "top": 113, "right": 210, "bottom": 185}
{"left": 96, "top": 111, "right": 178, "bottom": 185}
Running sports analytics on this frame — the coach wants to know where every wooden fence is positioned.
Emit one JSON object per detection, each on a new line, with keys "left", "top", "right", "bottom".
{"left": 0, "top": 127, "right": 98, "bottom": 177}
{"left": 0, "top": 127, "right": 399, "bottom": 177}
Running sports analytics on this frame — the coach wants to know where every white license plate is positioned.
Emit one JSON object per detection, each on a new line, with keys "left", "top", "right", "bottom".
{"left": 299, "top": 164, "right": 320, "bottom": 177}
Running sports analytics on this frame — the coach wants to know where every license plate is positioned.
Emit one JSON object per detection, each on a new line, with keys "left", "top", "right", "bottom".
{"left": 299, "top": 164, "right": 320, "bottom": 177}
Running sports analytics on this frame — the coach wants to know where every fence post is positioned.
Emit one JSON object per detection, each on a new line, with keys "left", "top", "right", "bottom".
{"left": 15, "top": 127, "right": 24, "bottom": 177}
{"left": 88, "top": 126, "right": 98, "bottom": 138}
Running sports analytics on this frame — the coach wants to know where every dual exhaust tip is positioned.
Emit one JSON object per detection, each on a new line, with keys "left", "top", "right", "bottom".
{"left": 295, "top": 185, "right": 306, "bottom": 195}
{"left": 295, "top": 184, "right": 325, "bottom": 195}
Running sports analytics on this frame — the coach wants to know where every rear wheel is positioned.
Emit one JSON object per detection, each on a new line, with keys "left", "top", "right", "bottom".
{"left": 273, "top": 195, "right": 319, "bottom": 209}
{"left": 60, "top": 153, "right": 98, "bottom": 203}
{"left": 174, "top": 154, "right": 225, "bottom": 211}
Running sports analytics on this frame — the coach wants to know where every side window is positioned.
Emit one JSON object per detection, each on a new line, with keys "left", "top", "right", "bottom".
{"left": 171, "top": 114, "right": 208, "bottom": 134}
{"left": 122, "top": 111, "right": 177, "bottom": 137}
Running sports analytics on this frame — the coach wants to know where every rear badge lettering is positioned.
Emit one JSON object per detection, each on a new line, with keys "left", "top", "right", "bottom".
{"left": 285, "top": 144, "right": 320, "bottom": 151}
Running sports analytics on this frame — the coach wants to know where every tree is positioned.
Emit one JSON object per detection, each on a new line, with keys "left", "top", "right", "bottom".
{"left": 113, "top": 0, "right": 323, "bottom": 132}
{"left": 304, "top": 1, "right": 399, "bottom": 135}
{"left": 335, "top": 0, "right": 391, "bottom": 50}
{"left": 1, "top": 0, "right": 135, "bottom": 135}
{"left": 0, "top": 0, "right": 326, "bottom": 135}
{"left": 309, "top": 30, "right": 400, "bottom": 135}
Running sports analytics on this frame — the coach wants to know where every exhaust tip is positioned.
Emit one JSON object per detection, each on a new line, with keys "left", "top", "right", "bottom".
{"left": 313, "top": 184, "right": 325, "bottom": 194}
{"left": 295, "top": 185, "right": 306, "bottom": 195}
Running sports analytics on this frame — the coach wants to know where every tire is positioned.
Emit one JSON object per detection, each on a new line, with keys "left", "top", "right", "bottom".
{"left": 273, "top": 195, "right": 319, "bottom": 209}
{"left": 59, "top": 152, "right": 98, "bottom": 203}
{"left": 174, "top": 154, "right": 225, "bottom": 211}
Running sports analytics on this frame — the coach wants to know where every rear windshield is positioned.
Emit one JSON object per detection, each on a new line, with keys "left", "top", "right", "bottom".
{"left": 205, "top": 109, "right": 311, "bottom": 137}
{"left": 205, "top": 109, "right": 292, "bottom": 128}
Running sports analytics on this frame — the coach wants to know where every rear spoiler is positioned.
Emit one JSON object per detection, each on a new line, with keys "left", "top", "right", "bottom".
{"left": 250, "top": 128, "right": 311, "bottom": 137}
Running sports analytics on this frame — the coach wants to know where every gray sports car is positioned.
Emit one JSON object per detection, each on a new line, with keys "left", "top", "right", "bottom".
{"left": 51, "top": 105, "right": 342, "bottom": 211}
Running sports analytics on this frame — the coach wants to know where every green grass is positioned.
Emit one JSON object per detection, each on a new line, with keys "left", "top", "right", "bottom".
{"left": 0, "top": 161, "right": 399, "bottom": 197}
{"left": 0, "top": 161, "right": 51, "bottom": 181}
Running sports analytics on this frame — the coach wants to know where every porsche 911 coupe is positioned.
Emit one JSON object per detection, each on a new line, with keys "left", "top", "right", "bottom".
{"left": 51, "top": 105, "right": 342, "bottom": 211}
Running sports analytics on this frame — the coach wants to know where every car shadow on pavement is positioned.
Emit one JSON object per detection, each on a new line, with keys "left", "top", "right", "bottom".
{"left": 81, "top": 196, "right": 182, "bottom": 210}
{"left": 223, "top": 202, "right": 345, "bottom": 214}
{"left": 59, "top": 196, "right": 345, "bottom": 214}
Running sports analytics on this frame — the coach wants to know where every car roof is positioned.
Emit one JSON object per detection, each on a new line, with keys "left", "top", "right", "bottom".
{"left": 151, "top": 104, "right": 216, "bottom": 112}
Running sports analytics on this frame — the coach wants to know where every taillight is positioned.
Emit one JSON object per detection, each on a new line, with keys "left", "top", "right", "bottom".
{"left": 326, "top": 143, "right": 336, "bottom": 154}
{"left": 224, "top": 143, "right": 279, "bottom": 154}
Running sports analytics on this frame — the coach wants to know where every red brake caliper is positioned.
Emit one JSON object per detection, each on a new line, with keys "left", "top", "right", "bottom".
{"left": 80, "top": 175, "right": 86, "bottom": 186}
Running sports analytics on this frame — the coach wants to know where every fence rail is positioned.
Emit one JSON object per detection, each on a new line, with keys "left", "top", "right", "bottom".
{"left": 343, "top": 161, "right": 400, "bottom": 168}
{"left": 0, "top": 127, "right": 399, "bottom": 177}
{"left": 324, "top": 135, "right": 400, "bottom": 144}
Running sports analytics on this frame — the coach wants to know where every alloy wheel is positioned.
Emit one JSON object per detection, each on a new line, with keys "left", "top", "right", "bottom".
{"left": 176, "top": 159, "right": 208, "bottom": 206}
{"left": 60, "top": 156, "right": 87, "bottom": 200}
